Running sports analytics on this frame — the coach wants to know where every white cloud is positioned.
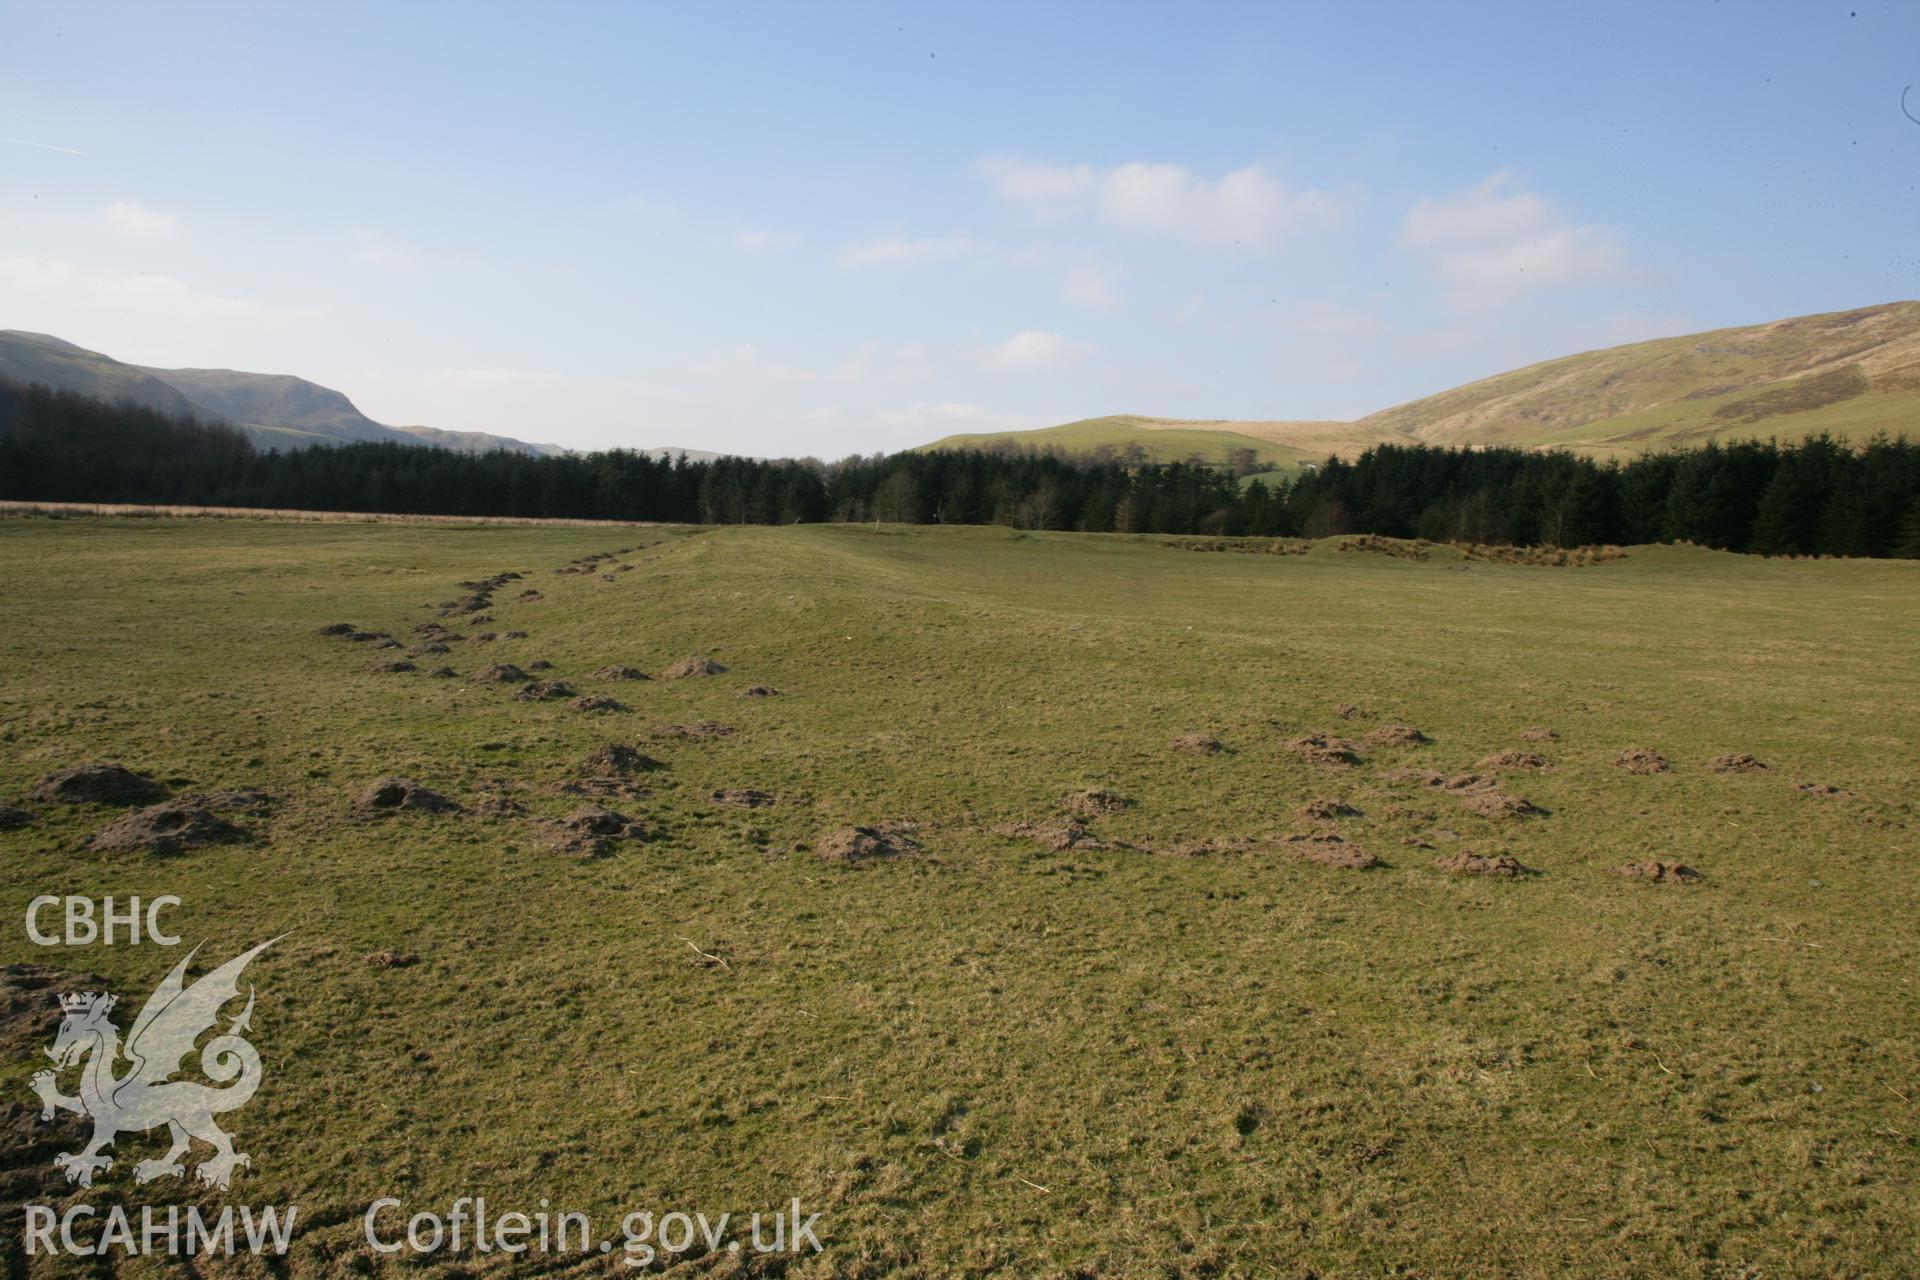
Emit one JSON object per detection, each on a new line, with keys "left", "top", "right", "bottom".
{"left": 833, "top": 236, "right": 973, "bottom": 268}
{"left": 980, "top": 155, "right": 1352, "bottom": 250}
{"left": 1062, "top": 264, "right": 1120, "bottom": 308}
{"left": 1399, "top": 171, "right": 1635, "bottom": 306}
{"left": 873, "top": 401, "right": 1055, "bottom": 435}
{"left": 733, "top": 227, "right": 801, "bottom": 252}
{"left": 979, "top": 329, "right": 1089, "bottom": 371}
{"left": 99, "top": 201, "right": 180, "bottom": 241}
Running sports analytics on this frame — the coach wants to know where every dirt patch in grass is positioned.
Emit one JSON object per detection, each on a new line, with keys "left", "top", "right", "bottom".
{"left": 1711, "top": 753, "right": 1769, "bottom": 773}
{"left": 1795, "top": 781, "right": 1851, "bottom": 796}
{"left": 365, "top": 950, "right": 419, "bottom": 970}
{"left": 1170, "top": 732, "right": 1223, "bottom": 755}
{"left": 569, "top": 695, "right": 628, "bottom": 714}
{"left": 31, "top": 763, "right": 166, "bottom": 806}
{"left": 739, "top": 685, "right": 781, "bottom": 698}
{"left": 817, "top": 823, "right": 921, "bottom": 864}
{"left": 0, "top": 805, "right": 34, "bottom": 829}
{"left": 1478, "top": 750, "right": 1550, "bottom": 771}
{"left": 994, "top": 816, "right": 1106, "bottom": 852}
{"left": 1282, "top": 832, "right": 1381, "bottom": 869}
{"left": 1335, "top": 703, "right": 1370, "bottom": 720}
{"left": 355, "top": 777, "right": 459, "bottom": 815}
{"left": 1615, "top": 747, "right": 1670, "bottom": 775}
{"left": 1433, "top": 851, "right": 1535, "bottom": 877}
{"left": 513, "top": 679, "right": 576, "bottom": 702}
{"left": 1062, "top": 788, "right": 1131, "bottom": 817}
{"left": 1381, "top": 768, "right": 1446, "bottom": 788}
{"left": 584, "top": 743, "right": 663, "bottom": 776}
{"left": 428, "top": 666, "right": 456, "bottom": 678}
{"left": 1613, "top": 861, "right": 1702, "bottom": 884}
{"left": 1364, "top": 724, "right": 1427, "bottom": 747}
{"left": 182, "top": 788, "right": 273, "bottom": 812}
{"left": 1519, "top": 726, "right": 1559, "bottom": 741}
{"left": 652, "top": 721, "right": 735, "bottom": 740}
{"left": 517, "top": 589, "right": 544, "bottom": 603}
{"left": 85, "top": 802, "right": 244, "bottom": 854}
{"left": 592, "top": 665, "right": 650, "bottom": 681}
{"left": 1286, "top": 733, "right": 1360, "bottom": 766}
{"left": 1457, "top": 789, "right": 1543, "bottom": 821}
{"left": 470, "top": 663, "right": 528, "bottom": 683}
{"left": 536, "top": 805, "right": 649, "bottom": 857}
{"left": 410, "top": 641, "right": 452, "bottom": 656}
{"left": 660, "top": 655, "right": 726, "bottom": 679}
{"left": 1298, "top": 796, "right": 1359, "bottom": 821}
{"left": 317, "top": 621, "right": 359, "bottom": 636}
{"left": 709, "top": 789, "right": 775, "bottom": 808}
{"left": 369, "top": 659, "right": 416, "bottom": 674}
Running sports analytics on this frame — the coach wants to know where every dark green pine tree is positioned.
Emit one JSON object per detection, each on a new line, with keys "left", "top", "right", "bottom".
{"left": 1747, "top": 469, "right": 1802, "bottom": 556}
{"left": 1895, "top": 499, "right": 1920, "bottom": 560}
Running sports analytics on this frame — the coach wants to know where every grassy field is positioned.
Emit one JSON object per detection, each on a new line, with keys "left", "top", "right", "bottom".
{"left": 2, "top": 516, "right": 1917, "bottom": 1277}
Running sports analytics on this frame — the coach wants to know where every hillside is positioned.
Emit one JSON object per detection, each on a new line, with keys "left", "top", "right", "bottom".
{"left": 916, "top": 415, "right": 1379, "bottom": 471}
{"left": 1362, "top": 300, "right": 1920, "bottom": 454}
{"left": 919, "top": 302, "right": 1920, "bottom": 466}
{"left": 0, "top": 330, "right": 564, "bottom": 456}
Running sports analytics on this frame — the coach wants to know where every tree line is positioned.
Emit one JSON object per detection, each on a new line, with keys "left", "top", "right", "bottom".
{"left": 2, "top": 379, "right": 1916, "bottom": 556}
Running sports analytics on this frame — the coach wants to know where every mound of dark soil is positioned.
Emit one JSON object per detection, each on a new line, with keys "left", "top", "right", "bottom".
{"left": 470, "top": 663, "right": 529, "bottom": 683}
{"left": 410, "top": 641, "right": 452, "bottom": 656}
{"left": 504, "top": 630, "right": 528, "bottom": 640}
{"left": 317, "top": 621, "right": 359, "bottom": 636}
{"left": 413, "top": 621, "right": 457, "bottom": 638}
{"left": 1478, "top": 750, "right": 1550, "bottom": 771}
{"left": 1283, "top": 832, "right": 1380, "bottom": 869}
{"left": 569, "top": 695, "right": 628, "bottom": 714}
{"left": 1062, "top": 788, "right": 1131, "bottom": 817}
{"left": 1710, "top": 753, "right": 1769, "bottom": 773}
{"left": 1519, "top": 726, "right": 1559, "bottom": 741}
{"left": 1434, "top": 851, "right": 1535, "bottom": 877}
{"left": 709, "top": 789, "right": 775, "bottom": 808}
{"left": 469, "top": 631, "right": 499, "bottom": 643}
{"left": 1335, "top": 703, "right": 1370, "bottom": 719}
{"left": 526, "top": 659, "right": 553, "bottom": 671}
{"left": 0, "top": 805, "right": 34, "bottom": 829}
{"left": 1363, "top": 724, "right": 1427, "bottom": 747}
{"left": 660, "top": 655, "right": 726, "bottom": 679}
{"left": 1298, "top": 796, "right": 1359, "bottom": 821}
{"left": 86, "top": 803, "right": 243, "bottom": 854}
{"left": 817, "top": 823, "right": 921, "bottom": 864}
{"left": 367, "top": 637, "right": 401, "bottom": 650}
{"left": 518, "top": 589, "right": 545, "bottom": 603}
{"left": 536, "top": 805, "right": 648, "bottom": 857}
{"left": 438, "top": 593, "right": 492, "bottom": 617}
{"left": 31, "top": 763, "right": 166, "bottom": 806}
{"left": 584, "top": 743, "right": 664, "bottom": 776}
{"left": 1170, "top": 732, "right": 1223, "bottom": 755}
{"left": 1794, "top": 781, "right": 1850, "bottom": 796}
{"left": 1612, "top": 861, "right": 1701, "bottom": 884}
{"left": 513, "top": 679, "right": 577, "bottom": 702}
{"left": 1457, "top": 789, "right": 1542, "bottom": 821}
{"left": 1286, "top": 733, "right": 1359, "bottom": 766}
{"left": 428, "top": 666, "right": 457, "bottom": 678}
{"left": 1615, "top": 747, "right": 1670, "bottom": 775}
{"left": 365, "top": 950, "right": 418, "bottom": 970}
{"left": 593, "top": 665, "right": 651, "bottom": 681}
{"left": 651, "top": 721, "right": 734, "bottom": 739}
{"left": 369, "top": 659, "right": 416, "bottom": 674}
{"left": 739, "top": 685, "right": 781, "bottom": 698}
{"left": 355, "top": 777, "right": 459, "bottom": 815}
{"left": 994, "top": 816, "right": 1104, "bottom": 852}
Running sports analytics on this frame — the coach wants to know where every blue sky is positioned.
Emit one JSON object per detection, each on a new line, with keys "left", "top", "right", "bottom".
{"left": 3, "top": 1, "right": 1916, "bottom": 455}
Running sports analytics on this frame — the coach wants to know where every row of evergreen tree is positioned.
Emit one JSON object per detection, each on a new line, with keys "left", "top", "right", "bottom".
{"left": 2, "top": 379, "right": 1916, "bottom": 556}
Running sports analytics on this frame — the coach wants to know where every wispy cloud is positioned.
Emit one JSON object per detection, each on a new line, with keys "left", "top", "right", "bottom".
{"left": 1399, "top": 171, "right": 1637, "bottom": 307}
{"left": 733, "top": 227, "right": 802, "bottom": 252}
{"left": 979, "top": 329, "right": 1090, "bottom": 371}
{"left": 1062, "top": 264, "right": 1121, "bottom": 309}
{"left": 979, "top": 155, "right": 1353, "bottom": 250}
{"left": 100, "top": 200, "right": 180, "bottom": 241}
{"left": 834, "top": 236, "right": 973, "bottom": 268}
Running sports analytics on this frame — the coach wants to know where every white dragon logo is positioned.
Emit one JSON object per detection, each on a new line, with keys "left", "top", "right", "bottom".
{"left": 29, "top": 938, "right": 279, "bottom": 1191}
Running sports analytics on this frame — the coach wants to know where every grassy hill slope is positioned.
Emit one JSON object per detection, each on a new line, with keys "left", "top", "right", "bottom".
{"left": 917, "top": 415, "right": 1392, "bottom": 470}
{"left": 1361, "top": 300, "right": 1920, "bottom": 453}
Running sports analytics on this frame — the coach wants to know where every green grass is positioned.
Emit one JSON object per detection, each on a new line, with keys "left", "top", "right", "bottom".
{"left": 2, "top": 517, "right": 1918, "bottom": 1277}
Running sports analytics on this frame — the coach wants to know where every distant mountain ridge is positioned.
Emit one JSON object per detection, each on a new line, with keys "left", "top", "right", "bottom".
{"left": 0, "top": 330, "right": 566, "bottom": 457}
{"left": 920, "top": 301, "right": 1920, "bottom": 468}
